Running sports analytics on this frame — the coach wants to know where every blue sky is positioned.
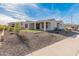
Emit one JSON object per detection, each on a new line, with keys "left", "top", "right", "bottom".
{"left": 0, "top": 3, "right": 79, "bottom": 25}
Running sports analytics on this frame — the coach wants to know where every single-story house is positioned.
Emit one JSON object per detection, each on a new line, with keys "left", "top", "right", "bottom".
{"left": 8, "top": 19, "right": 64, "bottom": 31}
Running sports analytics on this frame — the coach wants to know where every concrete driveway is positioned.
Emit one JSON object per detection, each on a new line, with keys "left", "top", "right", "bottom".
{"left": 27, "top": 34, "right": 79, "bottom": 56}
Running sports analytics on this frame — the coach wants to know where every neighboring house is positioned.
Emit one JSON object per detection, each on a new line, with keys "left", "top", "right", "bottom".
{"left": 64, "top": 24, "right": 79, "bottom": 31}
{"left": 8, "top": 19, "right": 64, "bottom": 31}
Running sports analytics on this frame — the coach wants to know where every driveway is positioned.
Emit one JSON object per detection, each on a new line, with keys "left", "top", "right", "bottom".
{"left": 27, "top": 33, "right": 79, "bottom": 56}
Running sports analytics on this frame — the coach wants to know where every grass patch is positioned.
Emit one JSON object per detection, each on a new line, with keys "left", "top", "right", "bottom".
{"left": 21, "top": 29, "right": 43, "bottom": 33}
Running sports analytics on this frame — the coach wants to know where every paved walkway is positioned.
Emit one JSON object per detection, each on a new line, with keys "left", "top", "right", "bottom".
{"left": 28, "top": 34, "right": 79, "bottom": 56}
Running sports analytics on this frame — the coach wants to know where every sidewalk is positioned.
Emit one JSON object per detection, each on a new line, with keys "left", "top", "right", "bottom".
{"left": 27, "top": 34, "right": 79, "bottom": 56}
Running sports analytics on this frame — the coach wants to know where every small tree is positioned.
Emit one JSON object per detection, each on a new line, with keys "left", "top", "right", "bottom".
{"left": 8, "top": 26, "right": 14, "bottom": 32}
{"left": 14, "top": 22, "right": 21, "bottom": 35}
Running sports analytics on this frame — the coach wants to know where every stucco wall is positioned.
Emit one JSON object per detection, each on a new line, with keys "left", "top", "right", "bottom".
{"left": 29, "top": 23, "right": 34, "bottom": 29}
{"left": 57, "top": 21, "right": 64, "bottom": 29}
{"left": 46, "top": 21, "right": 64, "bottom": 31}
{"left": 50, "top": 21, "right": 57, "bottom": 31}
{"left": 8, "top": 20, "right": 64, "bottom": 31}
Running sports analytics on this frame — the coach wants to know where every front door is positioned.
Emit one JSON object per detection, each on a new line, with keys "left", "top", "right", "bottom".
{"left": 36, "top": 23, "right": 40, "bottom": 29}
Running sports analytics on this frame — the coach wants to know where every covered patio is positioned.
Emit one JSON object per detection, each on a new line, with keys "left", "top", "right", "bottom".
{"left": 29, "top": 21, "right": 51, "bottom": 31}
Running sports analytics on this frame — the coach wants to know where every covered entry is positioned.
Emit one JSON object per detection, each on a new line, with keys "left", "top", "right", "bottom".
{"left": 33, "top": 21, "right": 50, "bottom": 31}
{"left": 36, "top": 23, "right": 40, "bottom": 29}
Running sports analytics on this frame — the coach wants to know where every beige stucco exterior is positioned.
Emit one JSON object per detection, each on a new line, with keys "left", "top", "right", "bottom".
{"left": 8, "top": 19, "right": 64, "bottom": 31}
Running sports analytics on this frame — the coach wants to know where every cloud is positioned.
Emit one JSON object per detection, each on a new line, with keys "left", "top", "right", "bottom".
{"left": 0, "top": 14, "right": 25, "bottom": 25}
{"left": 0, "top": 3, "right": 32, "bottom": 20}
{"left": 28, "top": 3, "right": 39, "bottom": 8}
{"left": 2, "top": 4, "right": 17, "bottom": 10}
{"left": 61, "top": 4, "right": 79, "bottom": 24}
{"left": 0, "top": 3, "right": 54, "bottom": 21}
{"left": 1, "top": 3, "right": 79, "bottom": 25}
{"left": 0, "top": 3, "right": 35, "bottom": 25}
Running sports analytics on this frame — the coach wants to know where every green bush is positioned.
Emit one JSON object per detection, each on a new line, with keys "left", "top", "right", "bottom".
{"left": 0, "top": 25, "right": 6, "bottom": 31}
{"left": 0, "top": 25, "right": 11, "bottom": 31}
{"left": 64, "top": 28, "right": 72, "bottom": 32}
{"left": 0, "top": 26, "right": 3, "bottom": 31}
{"left": 4, "top": 26, "right": 9, "bottom": 30}
{"left": 8, "top": 26, "right": 14, "bottom": 32}
{"left": 14, "top": 23, "right": 21, "bottom": 34}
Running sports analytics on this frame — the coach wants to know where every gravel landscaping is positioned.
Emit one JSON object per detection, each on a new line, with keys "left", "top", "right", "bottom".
{"left": 0, "top": 30, "right": 78, "bottom": 56}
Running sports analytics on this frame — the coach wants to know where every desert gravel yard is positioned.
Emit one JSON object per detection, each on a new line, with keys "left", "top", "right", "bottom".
{"left": 0, "top": 30, "right": 78, "bottom": 56}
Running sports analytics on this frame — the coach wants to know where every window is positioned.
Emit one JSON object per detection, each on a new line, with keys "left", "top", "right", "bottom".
{"left": 25, "top": 24, "right": 28, "bottom": 28}
{"left": 46, "top": 22, "right": 49, "bottom": 29}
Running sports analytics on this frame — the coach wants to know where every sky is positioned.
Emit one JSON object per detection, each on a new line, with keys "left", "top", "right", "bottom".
{"left": 0, "top": 3, "right": 79, "bottom": 25}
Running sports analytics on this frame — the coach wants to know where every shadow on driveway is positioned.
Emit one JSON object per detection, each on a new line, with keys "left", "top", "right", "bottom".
{"left": 48, "top": 30, "right": 79, "bottom": 38}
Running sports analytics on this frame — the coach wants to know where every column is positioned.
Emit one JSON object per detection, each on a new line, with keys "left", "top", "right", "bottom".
{"left": 40, "top": 23, "right": 42, "bottom": 30}
{"left": 44, "top": 21, "right": 46, "bottom": 31}
{"left": 34, "top": 22, "right": 36, "bottom": 30}
{"left": 28, "top": 23, "right": 30, "bottom": 29}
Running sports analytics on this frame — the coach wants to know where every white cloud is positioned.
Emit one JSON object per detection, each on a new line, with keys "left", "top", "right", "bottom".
{"left": 0, "top": 3, "right": 17, "bottom": 12}
{"left": 0, "top": 14, "right": 25, "bottom": 25}
{"left": 3, "top": 4, "right": 17, "bottom": 9}
{"left": 0, "top": 3, "right": 55, "bottom": 21}
{"left": 28, "top": 3, "right": 39, "bottom": 8}
{"left": 0, "top": 3, "right": 32, "bottom": 21}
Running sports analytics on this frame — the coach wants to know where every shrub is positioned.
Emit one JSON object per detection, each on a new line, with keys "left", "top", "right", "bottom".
{"left": 0, "top": 25, "right": 11, "bottom": 31}
{"left": 14, "top": 23, "right": 21, "bottom": 34}
{"left": 4, "top": 26, "right": 9, "bottom": 30}
{"left": 64, "top": 28, "right": 72, "bottom": 32}
{"left": 0, "top": 25, "right": 6, "bottom": 31}
{"left": 0, "top": 26, "right": 3, "bottom": 31}
{"left": 8, "top": 26, "right": 14, "bottom": 32}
